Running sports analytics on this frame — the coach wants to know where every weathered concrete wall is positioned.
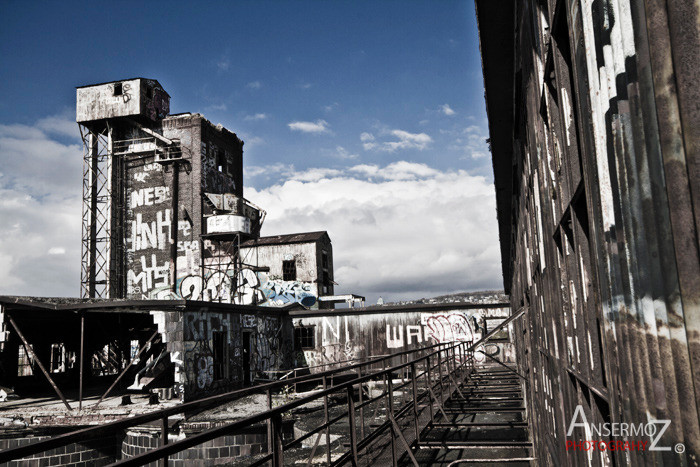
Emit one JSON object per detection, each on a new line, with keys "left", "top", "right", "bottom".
{"left": 76, "top": 78, "right": 169, "bottom": 124}
{"left": 124, "top": 114, "right": 245, "bottom": 302}
{"left": 154, "top": 308, "right": 293, "bottom": 400}
{"left": 239, "top": 243, "right": 319, "bottom": 308}
{"left": 291, "top": 304, "right": 514, "bottom": 371}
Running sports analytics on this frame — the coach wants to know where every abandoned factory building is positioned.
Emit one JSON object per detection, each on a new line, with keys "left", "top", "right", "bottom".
{"left": 74, "top": 77, "right": 334, "bottom": 309}
{"left": 0, "top": 79, "right": 348, "bottom": 407}
{"left": 477, "top": 0, "right": 700, "bottom": 464}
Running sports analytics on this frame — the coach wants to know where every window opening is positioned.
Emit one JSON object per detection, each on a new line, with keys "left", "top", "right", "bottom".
{"left": 283, "top": 259, "right": 297, "bottom": 281}
{"left": 17, "top": 344, "right": 34, "bottom": 377}
{"left": 295, "top": 326, "right": 315, "bottom": 350}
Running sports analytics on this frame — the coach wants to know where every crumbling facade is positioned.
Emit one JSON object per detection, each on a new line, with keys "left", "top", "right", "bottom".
{"left": 77, "top": 78, "right": 261, "bottom": 302}
{"left": 238, "top": 231, "right": 334, "bottom": 308}
{"left": 477, "top": 0, "right": 700, "bottom": 464}
{"left": 0, "top": 297, "right": 296, "bottom": 403}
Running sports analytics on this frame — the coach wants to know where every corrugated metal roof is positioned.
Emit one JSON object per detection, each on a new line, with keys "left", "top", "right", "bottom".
{"left": 240, "top": 231, "right": 329, "bottom": 247}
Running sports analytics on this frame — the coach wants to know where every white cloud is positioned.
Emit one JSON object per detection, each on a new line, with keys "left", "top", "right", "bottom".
{"left": 244, "top": 113, "right": 267, "bottom": 121}
{"left": 323, "top": 103, "right": 339, "bottom": 112}
{"left": 441, "top": 104, "right": 456, "bottom": 116}
{"left": 288, "top": 119, "right": 330, "bottom": 134}
{"left": 349, "top": 161, "right": 439, "bottom": 180}
{"left": 0, "top": 116, "right": 82, "bottom": 296}
{"left": 246, "top": 162, "right": 501, "bottom": 302}
{"left": 362, "top": 129, "right": 433, "bottom": 152}
{"left": 205, "top": 103, "right": 227, "bottom": 112}
{"left": 36, "top": 113, "right": 78, "bottom": 138}
{"left": 452, "top": 124, "right": 491, "bottom": 160}
{"left": 245, "top": 163, "right": 295, "bottom": 178}
{"left": 247, "top": 81, "right": 262, "bottom": 89}
{"left": 332, "top": 146, "right": 358, "bottom": 160}
{"left": 300, "top": 83, "right": 313, "bottom": 89}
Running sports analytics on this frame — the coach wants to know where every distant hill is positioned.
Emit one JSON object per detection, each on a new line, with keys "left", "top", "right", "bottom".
{"left": 384, "top": 290, "right": 508, "bottom": 306}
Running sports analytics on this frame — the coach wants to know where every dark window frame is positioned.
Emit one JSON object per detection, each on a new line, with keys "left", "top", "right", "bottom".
{"left": 294, "top": 326, "right": 315, "bottom": 350}
{"left": 283, "top": 259, "right": 297, "bottom": 281}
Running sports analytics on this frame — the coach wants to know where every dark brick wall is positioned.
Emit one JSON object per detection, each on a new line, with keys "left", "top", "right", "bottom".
{"left": 0, "top": 434, "right": 119, "bottom": 467}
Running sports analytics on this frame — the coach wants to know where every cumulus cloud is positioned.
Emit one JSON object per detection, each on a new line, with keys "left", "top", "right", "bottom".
{"left": 361, "top": 129, "right": 432, "bottom": 152}
{"left": 244, "top": 113, "right": 267, "bottom": 121}
{"left": 441, "top": 104, "right": 456, "bottom": 116}
{"left": 246, "top": 162, "right": 502, "bottom": 302}
{"left": 247, "top": 81, "right": 262, "bottom": 89}
{"left": 0, "top": 116, "right": 82, "bottom": 296}
{"left": 288, "top": 119, "right": 330, "bottom": 134}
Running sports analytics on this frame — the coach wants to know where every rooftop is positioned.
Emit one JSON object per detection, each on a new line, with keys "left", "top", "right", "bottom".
{"left": 240, "top": 231, "right": 329, "bottom": 247}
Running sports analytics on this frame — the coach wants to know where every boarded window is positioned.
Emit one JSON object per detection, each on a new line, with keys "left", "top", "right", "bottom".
{"left": 295, "top": 326, "right": 315, "bottom": 350}
{"left": 213, "top": 330, "right": 227, "bottom": 380}
{"left": 283, "top": 259, "right": 297, "bottom": 281}
{"left": 17, "top": 345, "right": 34, "bottom": 377}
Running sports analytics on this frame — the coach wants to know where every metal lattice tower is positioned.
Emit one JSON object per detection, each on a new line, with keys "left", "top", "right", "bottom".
{"left": 79, "top": 124, "right": 125, "bottom": 299}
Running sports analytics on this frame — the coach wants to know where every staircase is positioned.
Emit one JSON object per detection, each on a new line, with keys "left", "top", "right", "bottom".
{"left": 402, "top": 363, "right": 533, "bottom": 466}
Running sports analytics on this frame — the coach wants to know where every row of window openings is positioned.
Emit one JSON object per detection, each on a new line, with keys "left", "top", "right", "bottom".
{"left": 17, "top": 340, "right": 149, "bottom": 377}
{"left": 18, "top": 335, "right": 232, "bottom": 381}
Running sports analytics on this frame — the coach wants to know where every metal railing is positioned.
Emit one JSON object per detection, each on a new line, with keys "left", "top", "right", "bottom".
{"left": 0, "top": 342, "right": 461, "bottom": 465}
{"left": 112, "top": 341, "right": 474, "bottom": 467}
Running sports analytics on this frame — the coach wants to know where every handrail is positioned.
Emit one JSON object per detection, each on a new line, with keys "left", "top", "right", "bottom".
{"left": 110, "top": 341, "right": 469, "bottom": 466}
{"left": 0, "top": 342, "right": 447, "bottom": 463}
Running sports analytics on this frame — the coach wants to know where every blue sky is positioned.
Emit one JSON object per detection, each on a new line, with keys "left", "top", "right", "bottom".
{"left": 0, "top": 1, "right": 502, "bottom": 302}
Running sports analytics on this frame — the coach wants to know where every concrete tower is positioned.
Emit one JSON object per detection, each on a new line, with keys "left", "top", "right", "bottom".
{"left": 76, "top": 78, "right": 262, "bottom": 301}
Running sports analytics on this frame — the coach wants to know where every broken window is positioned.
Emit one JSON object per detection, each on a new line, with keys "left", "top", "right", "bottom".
{"left": 283, "top": 259, "right": 297, "bottom": 281}
{"left": 130, "top": 339, "right": 140, "bottom": 363}
{"left": 294, "top": 326, "right": 315, "bottom": 350}
{"left": 213, "top": 330, "right": 227, "bottom": 380}
{"left": 17, "top": 345, "right": 34, "bottom": 377}
{"left": 216, "top": 149, "right": 225, "bottom": 173}
{"left": 50, "top": 343, "right": 65, "bottom": 373}
{"left": 114, "top": 82, "right": 123, "bottom": 96}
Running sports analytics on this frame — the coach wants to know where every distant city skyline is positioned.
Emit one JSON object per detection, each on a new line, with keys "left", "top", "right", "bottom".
{"left": 0, "top": 1, "right": 502, "bottom": 303}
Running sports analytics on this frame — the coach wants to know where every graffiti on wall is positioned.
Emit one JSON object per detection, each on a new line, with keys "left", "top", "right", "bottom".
{"left": 234, "top": 268, "right": 317, "bottom": 307}
{"left": 296, "top": 308, "right": 516, "bottom": 368}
